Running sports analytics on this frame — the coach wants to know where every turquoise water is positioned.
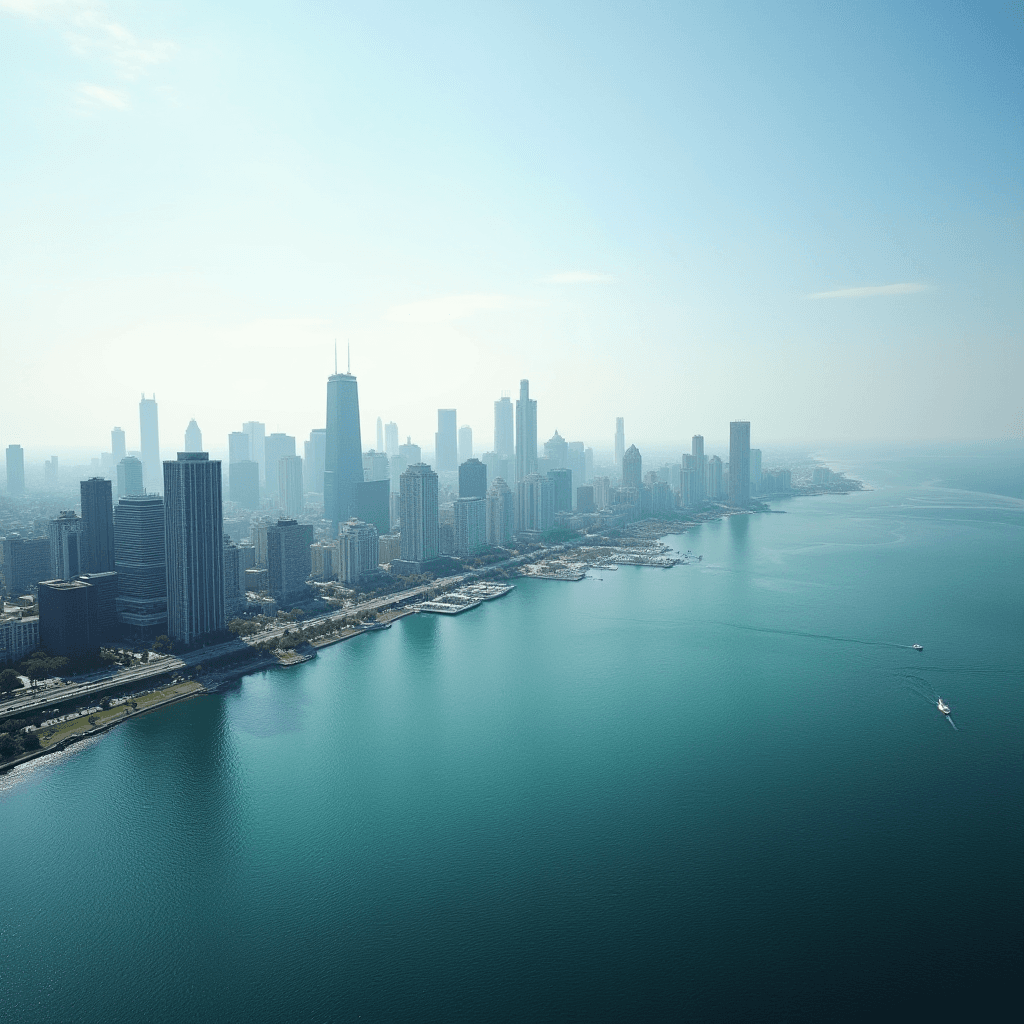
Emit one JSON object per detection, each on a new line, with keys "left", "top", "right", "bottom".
{"left": 2, "top": 458, "right": 1022, "bottom": 1021}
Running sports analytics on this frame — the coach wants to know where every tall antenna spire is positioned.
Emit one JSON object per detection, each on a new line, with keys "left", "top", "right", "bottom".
{"left": 334, "top": 340, "right": 337, "bottom": 375}
{"left": 347, "top": 342, "right": 351, "bottom": 374}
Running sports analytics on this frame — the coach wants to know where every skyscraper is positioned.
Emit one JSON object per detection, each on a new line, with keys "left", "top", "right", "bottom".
{"left": 264, "top": 433, "right": 295, "bottom": 497}
{"left": 729, "top": 421, "right": 751, "bottom": 507}
{"left": 324, "top": 371, "right": 364, "bottom": 528}
{"left": 111, "top": 427, "right": 126, "bottom": 465}
{"left": 242, "top": 421, "right": 266, "bottom": 483}
{"left": 338, "top": 518, "right": 378, "bottom": 585}
{"left": 399, "top": 463, "right": 439, "bottom": 565}
{"left": 622, "top": 445, "right": 642, "bottom": 491}
{"left": 435, "top": 409, "right": 458, "bottom": 472}
{"left": 515, "top": 380, "right": 538, "bottom": 482}
{"left": 5, "top": 444, "right": 25, "bottom": 495}
{"left": 486, "top": 478, "right": 514, "bottom": 547}
{"left": 614, "top": 418, "right": 625, "bottom": 475}
{"left": 691, "top": 435, "right": 706, "bottom": 504}
{"left": 184, "top": 419, "right": 203, "bottom": 453}
{"left": 515, "top": 474, "right": 553, "bottom": 534}
{"left": 279, "top": 455, "right": 304, "bottom": 516}
{"left": 454, "top": 498, "right": 487, "bottom": 555}
{"left": 228, "top": 431, "right": 250, "bottom": 464}
{"left": 80, "top": 477, "right": 115, "bottom": 573}
{"left": 384, "top": 421, "right": 399, "bottom": 457}
{"left": 266, "top": 519, "right": 314, "bottom": 603}
{"left": 376, "top": 418, "right": 384, "bottom": 453}
{"left": 163, "top": 452, "right": 224, "bottom": 645}
{"left": 229, "top": 460, "right": 260, "bottom": 510}
{"left": 114, "top": 494, "right": 167, "bottom": 633}
{"left": 304, "top": 428, "right": 327, "bottom": 495}
{"left": 139, "top": 394, "right": 161, "bottom": 494}
{"left": 494, "top": 395, "right": 514, "bottom": 463}
{"left": 750, "top": 448, "right": 762, "bottom": 495}
{"left": 547, "top": 468, "right": 572, "bottom": 513}
{"left": 1, "top": 535, "right": 51, "bottom": 595}
{"left": 458, "top": 425, "right": 473, "bottom": 464}
{"left": 116, "top": 456, "right": 144, "bottom": 499}
{"left": 458, "top": 458, "right": 487, "bottom": 499}
{"left": 707, "top": 455, "right": 724, "bottom": 500}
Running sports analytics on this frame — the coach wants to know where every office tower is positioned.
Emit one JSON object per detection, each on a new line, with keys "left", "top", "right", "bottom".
{"left": 184, "top": 419, "right": 203, "bottom": 453}
{"left": 354, "top": 479, "right": 390, "bottom": 537}
{"left": 622, "top": 445, "right": 642, "bottom": 491}
{"left": 750, "top": 449, "right": 762, "bottom": 495}
{"left": 266, "top": 519, "right": 314, "bottom": 604}
{"left": 111, "top": 427, "right": 126, "bottom": 465}
{"left": 38, "top": 580, "right": 93, "bottom": 659}
{"left": 80, "top": 477, "right": 115, "bottom": 573}
{"left": 399, "top": 464, "right": 439, "bottom": 565}
{"left": 251, "top": 518, "right": 273, "bottom": 566}
{"left": 378, "top": 533, "right": 401, "bottom": 565}
{"left": 264, "top": 433, "right": 295, "bottom": 497}
{"left": 515, "top": 474, "right": 553, "bottom": 534}
{"left": 544, "top": 430, "right": 568, "bottom": 469}
{"left": 548, "top": 468, "right": 573, "bottom": 513}
{"left": 76, "top": 571, "right": 118, "bottom": 643}
{"left": 614, "top": 418, "right": 625, "bottom": 474}
{"left": 576, "top": 485, "right": 596, "bottom": 513}
{"left": 458, "top": 458, "right": 487, "bottom": 499}
{"left": 114, "top": 494, "right": 167, "bottom": 632}
{"left": 584, "top": 447, "right": 594, "bottom": 484}
{"left": 324, "top": 370, "right": 364, "bottom": 528}
{"left": 228, "top": 431, "right": 250, "bottom": 464}
{"left": 223, "top": 539, "right": 246, "bottom": 618}
{"left": 44, "top": 457, "right": 58, "bottom": 486}
{"left": 279, "top": 455, "right": 304, "bottom": 516}
{"left": 454, "top": 498, "right": 487, "bottom": 555}
{"left": 680, "top": 455, "right": 700, "bottom": 507}
{"left": 515, "top": 380, "right": 538, "bottom": 482}
{"left": 592, "top": 476, "right": 611, "bottom": 510}
{"left": 304, "top": 428, "right": 327, "bottom": 495}
{"left": 116, "top": 456, "right": 144, "bottom": 499}
{"left": 363, "top": 450, "right": 390, "bottom": 482}
{"left": 5, "top": 445, "right": 25, "bottom": 495}
{"left": 48, "top": 511, "right": 85, "bottom": 580}
{"left": 486, "top": 478, "right": 514, "bottom": 547}
{"left": 458, "top": 425, "right": 473, "bottom": 464}
{"left": 338, "top": 518, "right": 379, "bottom": 585}
{"left": 1, "top": 536, "right": 51, "bottom": 595}
{"left": 382, "top": 422, "right": 398, "bottom": 458}
{"left": 243, "top": 421, "right": 266, "bottom": 483}
{"left": 310, "top": 540, "right": 339, "bottom": 581}
{"left": 729, "top": 421, "right": 751, "bottom": 507}
{"left": 245, "top": 567, "right": 269, "bottom": 593}
{"left": 229, "top": 460, "right": 260, "bottom": 510}
{"left": 494, "top": 395, "right": 514, "bottom": 463}
{"left": 435, "top": 409, "right": 458, "bottom": 472}
{"left": 376, "top": 417, "right": 384, "bottom": 453}
{"left": 139, "top": 394, "right": 161, "bottom": 493}
{"left": 707, "top": 456, "right": 724, "bottom": 499}
{"left": 567, "top": 441, "right": 585, "bottom": 500}
{"left": 482, "top": 452, "right": 509, "bottom": 491}
{"left": 163, "top": 452, "right": 224, "bottom": 645}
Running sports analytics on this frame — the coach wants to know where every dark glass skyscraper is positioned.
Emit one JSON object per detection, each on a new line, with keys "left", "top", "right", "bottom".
{"left": 324, "top": 372, "right": 364, "bottom": 528}
{"left": 80, "top": 476, "right": 115, "bottom": 573}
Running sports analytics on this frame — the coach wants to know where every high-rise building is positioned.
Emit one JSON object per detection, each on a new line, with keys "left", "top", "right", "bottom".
{"left": 614, "top": 418, "right": 625, "bottom": 475}
{"left": 163, "top": 453, "right": 224, "bottom": 645}
{"left": 399, "top": 463, "right": 439, "bottom": 565}
{"left": 1, "top": 536, "right": 51, "bottom": 595}
{"left": 44, "top": 456, "right": 58, "bottom": 486}
{"left": 547, "top": 468, "right": 573, "bottom": 513}
{"left": 376, "top": 417, "right": 384, "bottom": 453}
{"left": 304, "top": 428, "right": 327, "bottom": 495}
{"left": 266, "top": 519, "right": 314, "bottom": 604}
{"left": 76, "top": 571, "right": 119, "bottom": 644}
{"left": 324, "top": 371, "right": 364, "bottom": 528}
{"left": 363, "top": 450, "right": 390, "bottom": 482}
{"left": 378, "top": 533, "right": 401, "bottom": 565}
{"left": 229, "top": 460, "right": 260, "bottom": 510}
{"left": 242, "top": 421, "right": 266, "bottom": 483}
{"left": 384, "top": 422, "right": 399, "bottom": 457}
{"left": 310, "top": 540, "right": 339, "bottom": 581}
{"left": 584, "top": 447, "right": 594, "bottom": 484}
{"left": 567, "top": 442, "right": 586, "bottom": 503}
{"left": 338, "top": 518, "right": 379, "bottom": 585}
{"left": 622, "top": 445, "right": 642, "bottom": 491}
{"left": 680, "top": 455, "right": 701, "bottom": 507}
{"left": 707, "top": 455, "right": 724, "bottom": 500}
{"left": 544, "top": 431, "right": 568, "bottom": 469}
{"left": 184, "top": 419, "right": 203, "bottom": 453}
{"left": 750, "top": 448, "right": 762, "bottom": 494}
{"left": 48, "top": 511, "right": 84, "bottom": 581}
{"left": 38, "top": 580, "right": 93, "bottom": 659}
{"left": 458, "top": 458, "right": 487, "bottom": 499}
{"left": 279, "top": 455, "right": 304, "bottom": 516}
{"left": 117, "top": 456, "right": 144, "bottom": 499}
{"left": 435, "top": 409, "right": 458, "bottom": 472}
{"left": 486, "top": 478, "right": 514, "bottom": 547}
{"left": 729, "top": 421, "right": 751, "bottom": 507}
{"left": 353, "top": 479, "right": 390, "bottom": 536}
{"left": 454, "top": 498, "right": 487, "bottom": 555}
{"left": 223, "top": 538, "right": 246, "bottom": 618}
{"left": 494, "top": 395, "right": 514, "bottom": 463}
{"left": 228, "top": 431, "right": 250, "bottom": 464}
{"left": 139, "top": 394, "right": 161, "bottom": 494}
{"left": 515, "top": 474, "right": 553, "bottom": 534}
{"left": 265, "top": 433, "right": 296, "bottom": 497}
{"left": 114, "top": 494, "right": 167, "bottom": 633}
{"left": 576, "top": 485, "right": 596, "bottom": 513}
{"left": 515, "top": 380, "right": 538, "bottom": 483}
{"left": 458, "top": 425, "right": 473, "bottom": 464}
{"left": 111, "top": 427, "right": 126, "bottom": 465}
{"left": 80, "top": 477, "right": 115, "bottom": 573}
{"left": 691, "top": 435, "right": 706, "bottom": 503}
{"left": 592, "top": 476, "right": 611, "bottom": 510}
{"left": 5, "top": 445, "right": 25, "bottom": 495}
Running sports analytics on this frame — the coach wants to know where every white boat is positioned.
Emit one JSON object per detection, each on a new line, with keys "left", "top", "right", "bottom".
{"left": 937, "top": 698, "right": 950, "bottom": 715}
{"left": 912, "top": 644, "right": 924, "bottom": 651}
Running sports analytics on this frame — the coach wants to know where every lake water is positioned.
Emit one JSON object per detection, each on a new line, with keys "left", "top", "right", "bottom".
{"left": 2, "top": 450, "right": 1021, "bottom": 1021}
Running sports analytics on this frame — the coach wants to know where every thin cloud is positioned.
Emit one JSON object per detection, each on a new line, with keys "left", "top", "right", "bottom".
{"left": 75, "top": 81, "right": 129, "bottom": 110}
{"left": 808, "top": 283, "right": 931, "bottom": 300}
{"left": 385, "top": 294, "right": 516, "bottom": 324}
{"left": 543, "top": 271, "right": 614, "bottom": 284}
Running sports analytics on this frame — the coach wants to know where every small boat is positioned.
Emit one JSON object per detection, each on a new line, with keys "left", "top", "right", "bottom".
{"left": 912, "top": 644, "right": 924, "bottom": 651}
{"left": 937, "top": 698, "right": 950, "bottom": 715}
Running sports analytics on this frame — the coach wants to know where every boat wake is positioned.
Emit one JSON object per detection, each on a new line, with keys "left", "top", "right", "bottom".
{"left": 720, "top": 623, "right": 910, "bottom": 649}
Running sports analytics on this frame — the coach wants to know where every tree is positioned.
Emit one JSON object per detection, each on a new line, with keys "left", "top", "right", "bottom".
{"left": 151, "top": 635, "right": 173, "bottom": 654}
{"left": 0, "top": 668, "right": 22, "bottom": 693}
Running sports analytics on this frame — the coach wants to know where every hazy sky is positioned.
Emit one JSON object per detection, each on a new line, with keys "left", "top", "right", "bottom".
{"left": 1, "top": 0, "right": 1020, "bottom": 461}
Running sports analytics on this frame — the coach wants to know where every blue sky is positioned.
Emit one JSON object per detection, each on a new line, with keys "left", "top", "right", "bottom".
{"left": 1, "top": 0, "right": 1020, "bottom": 460}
